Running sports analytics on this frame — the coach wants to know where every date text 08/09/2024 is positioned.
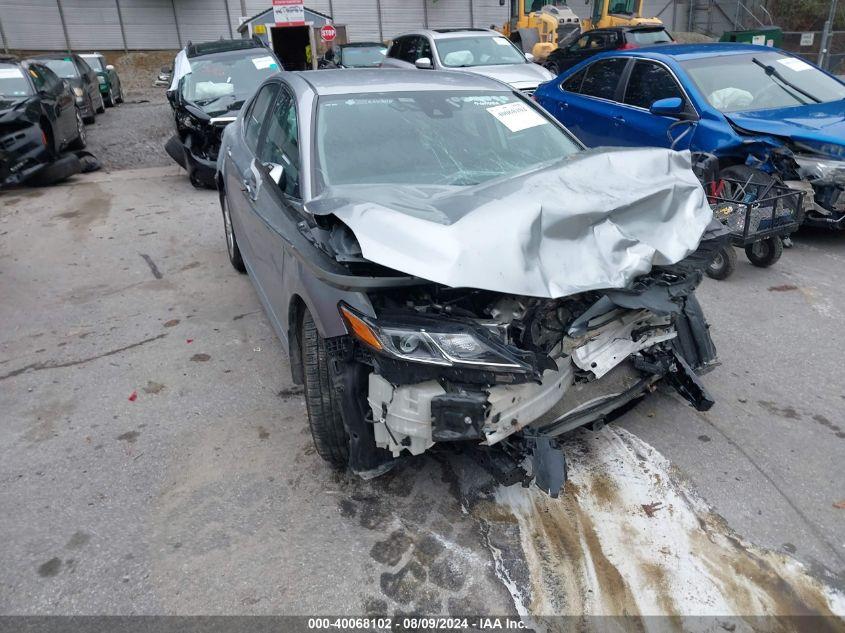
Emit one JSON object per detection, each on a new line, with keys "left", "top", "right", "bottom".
{"left": 307, "top": 617, "right": 528, "bottom": 630}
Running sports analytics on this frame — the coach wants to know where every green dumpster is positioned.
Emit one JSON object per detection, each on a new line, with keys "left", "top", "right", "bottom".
{"left": 719, "top": 27, "right": 783, "bottom": 48}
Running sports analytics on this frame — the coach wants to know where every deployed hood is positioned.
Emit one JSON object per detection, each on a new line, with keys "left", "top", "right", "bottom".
{"left": 726, "top": 101, "right": 845, "bottom": 157}
{"left": 458, "top": 62, "right": 554, "bottom": 88}
{"left": 308, "top": 147, "right": 714, "bottom": 299}
{"left": 0, "top": 97, "right": 28, "bottom": 120}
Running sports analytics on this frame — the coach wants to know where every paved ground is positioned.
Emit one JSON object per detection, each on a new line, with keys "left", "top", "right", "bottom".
{"left": 1, "top": 166, "right": 844, "bottom": 619}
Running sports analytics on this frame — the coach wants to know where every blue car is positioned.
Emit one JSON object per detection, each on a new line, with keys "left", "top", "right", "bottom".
{"left": 535, "top": 43, "right": 845, "bottom": 230}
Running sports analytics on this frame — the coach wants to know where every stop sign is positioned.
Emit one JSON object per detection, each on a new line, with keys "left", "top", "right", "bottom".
{"left": 320, "top": 25, "right": 337, "bottom": 42}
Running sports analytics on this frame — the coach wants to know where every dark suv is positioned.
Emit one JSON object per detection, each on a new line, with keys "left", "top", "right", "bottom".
{"left": 544, "top": 26, "right": 674, "bottom": 75}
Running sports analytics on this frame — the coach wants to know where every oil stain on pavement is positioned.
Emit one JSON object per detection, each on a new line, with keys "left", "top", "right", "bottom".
{"left": 478, "top": 427, "right": 845, "bottom": 625}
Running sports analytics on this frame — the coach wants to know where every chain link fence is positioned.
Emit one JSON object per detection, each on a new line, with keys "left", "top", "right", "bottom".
{"left": 780, "top": 29, "right": 845, "bottom": 74}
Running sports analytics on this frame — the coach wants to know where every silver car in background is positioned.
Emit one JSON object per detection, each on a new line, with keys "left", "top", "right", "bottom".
{"left": 216, "top": 69, "right": 723, "bottom": 497}
{"left": 380, "top": 28, "right": 554, "bottom": 95}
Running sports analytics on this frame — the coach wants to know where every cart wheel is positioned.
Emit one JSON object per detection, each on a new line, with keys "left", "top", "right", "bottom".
{"left": 745, "top": 237, "right": 783, "bottom": 267}
{"left": 706, "top": 246, "right": 737, "bottom": 280}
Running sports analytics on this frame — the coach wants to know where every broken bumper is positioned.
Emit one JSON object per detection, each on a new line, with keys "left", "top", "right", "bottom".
{"left": 165, "top": 133, "right": 217, "bottom": 187}
{"left": 0, "top": 123, "right": 51, "bottom": 187}
{"left": 366, "top": 305, "right": 715, "bottom": 458}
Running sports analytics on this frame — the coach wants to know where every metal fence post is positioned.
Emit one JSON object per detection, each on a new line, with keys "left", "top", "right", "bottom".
{"left": 469, "top": 0, "right": 475, "bottom": 28}
{"left": 818, "top": 0, "right": 840, "bottom": 69}
{"left": 422, "top": 0, "right": 429, "bottom": 28}
{"left": 224, "top": 0, "right": 234, "bottom": 37}
{"left": 376, "top": 0, "right": 384, "bottom": 41}
{"left": 0, "top": 13, "right": 8, "bottom": 53}
{"left": 818, "top": 20, "right": 831, "bottom": 67}
{"left": 56, "top": 0, "right": 72, "bottom": 53}
{"left": 115, "top": 0, "right": 129, "bottom": 53}
{"left": 171, "top": 0, "right": 183, "bottom": 48}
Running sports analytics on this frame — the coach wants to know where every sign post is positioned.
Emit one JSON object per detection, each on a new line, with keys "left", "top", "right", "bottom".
{"left": 272, "top": 0, "right": 305, "bottom": 26}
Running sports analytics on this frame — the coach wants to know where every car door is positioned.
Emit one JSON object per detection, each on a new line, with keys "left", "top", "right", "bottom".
{"left": 248, "top": 85, "right": 303, "bottom": 329}
{"left": 224, "top": 83, "right": 279, "bottom": 286}
{"left": 556, "top": 56, "right": 630, "bottom": 147}
{"left": 75, "top": 57, "right": 97, "bottom": 105}
{"left": 382, "top": 36, "right": 412, "bottom": 69}
{"left": 42, "top": 65, "right": 76, "bottom": 144}
{"left": 28, "top": 64, "right": 70, "bottom": 148}
{"left": 615, "top": 58, "right": 696, "bottom": 149}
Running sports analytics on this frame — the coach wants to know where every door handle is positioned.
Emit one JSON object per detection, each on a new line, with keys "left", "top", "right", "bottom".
{"left": 613, "top": 115, "right": 626, "bottom": 125}
{"left": 241, "top": 177, "right": 257, "bottom": 201}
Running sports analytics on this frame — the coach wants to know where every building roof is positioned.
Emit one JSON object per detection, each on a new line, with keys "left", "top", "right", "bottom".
{"left": 236, "top": 6, "right": 332, "bottom": 33}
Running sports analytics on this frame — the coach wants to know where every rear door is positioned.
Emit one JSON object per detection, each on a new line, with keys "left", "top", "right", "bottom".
{"left": 32, "top": 64, "right": 75, "bottom": 146}
{"left": 248, "top": 84, "right": 304, "bottom": 332}
{"left": 615, "top": 58, "right": 695, "bottom": 149}
{"left": 224, "top": 83, "right": 278, "bottom": 274}
{"left": 558, "top": 56, "right": 630, "bottom": 147}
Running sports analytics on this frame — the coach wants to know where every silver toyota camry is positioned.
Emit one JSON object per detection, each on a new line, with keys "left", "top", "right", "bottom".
{"left": 216, "top": 69, "right": 724, "bottom": 497}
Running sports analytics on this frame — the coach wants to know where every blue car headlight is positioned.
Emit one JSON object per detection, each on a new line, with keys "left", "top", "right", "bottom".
{"left": 794, "top": 154, "right": 845, "bottom": 184}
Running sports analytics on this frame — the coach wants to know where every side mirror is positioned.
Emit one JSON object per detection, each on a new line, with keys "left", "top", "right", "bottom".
{"left": 525, "top": 52, "right": 535, "bottom": 62}
{"left": 106, "top": 64, "right": 115, "bottom": 71}
{"left": 415, "top": 57, "right": 433, "bottom": 69}
{"left": 649, "top": 97, "right": 684, "bottom": 117}
{"left": 166, "top": 89, "right": 177, "bottom": 105}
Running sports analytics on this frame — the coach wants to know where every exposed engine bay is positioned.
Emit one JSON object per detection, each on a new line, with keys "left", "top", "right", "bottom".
{"left": 328, "top": 226, "right": 724, "bottom": 497}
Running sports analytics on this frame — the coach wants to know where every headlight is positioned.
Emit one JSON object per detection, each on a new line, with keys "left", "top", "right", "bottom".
{"left": 339, "top": 304, "right": 525, "bottom": 370}
{"left": 794, "top": 154, "right": 845, "bottom": 183}
{"left": 73, "top": 86, "right": 83, "bottom": 97}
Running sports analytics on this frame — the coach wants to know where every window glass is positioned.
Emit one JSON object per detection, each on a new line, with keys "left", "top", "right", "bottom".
{"left": 0, "top": 64, "right": 32, "bottom": 97}
{"left": 579, "top": 57, "right": 627, "bottom": 100}
{"left": 587, "top": 33, "right": 611, "bottom": 49}
{"left": 435, "top": 36, "right": 525, "bottom": 68}
{"left": 682, "top": 51, "right": 845, "bottom": 112}
{"left": 609, "top": 0, "right": 636, "bottom": 14}
{"left": 627, "top": 29, "right": 673, "bottom": 45}
{"left": 180, "top": 52, "right": 280, "bottom": 116}
{"left": 244, "top": 84, "right": 278, "bottom": 154}
{"left": 570, "top": 34, "right": 590, "bottom": 52}
{"left": 339, "top": 45, "right": 387, "bottom": 67}
{"left": 82, "top": 55, "right": 104, "bottom": 71}
{"left": 315, "top": 90, "right": 580, "bottom": 189}
{"left": 561, "top": 66, "right": 587, "bottom": 93}
{"left": 259, "top": 90, "right": 300, "bottom": 197}
{"left": 39, "top": 66, "right": 63, "bottom": 93}
{"left": 399, "top": 37, "right": 417, "bottom": 63}
{"left": 42, "top": 58, "right": 78, "bottom": 78}
{"left": 624, "top": 60, "right": 684, "bottom": 109}
{"left": 418, "top": 37, "right": 432, "bottom": 61}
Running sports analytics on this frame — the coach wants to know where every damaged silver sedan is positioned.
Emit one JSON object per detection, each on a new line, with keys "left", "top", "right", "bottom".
{"left": 217, "top": 69, "right": 725, "bottom": 496}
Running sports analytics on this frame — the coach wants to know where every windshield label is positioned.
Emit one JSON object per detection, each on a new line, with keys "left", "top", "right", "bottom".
{"left": 251, "top": 55, "right": 278, "bottom": 70}
{"left": 493, "top": 37, "right": 511, "bottom": 46}
{"left": 776, "top": 57, "right": 812, "bottom": 72}
{"left": 0, "top": 67, "right": 24, "bottom": 79}
{"left": 487, "top": 102, "right": 547, "bottom": 132}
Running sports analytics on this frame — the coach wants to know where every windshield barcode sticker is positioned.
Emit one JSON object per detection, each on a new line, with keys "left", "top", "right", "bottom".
{"left": 251, "top": 56, "right": 277, "bottom": 69}
{"left": 487, "top": 102, "right": 547, "bottom": 132}
{"left": 0, "top": 68, "right": 24, "bottom": 79}
{"left": 776, "top": 57, "right": 812, "bottom": 72}
{"left": 493, "top": 38, "right": 511, "bottom": 46}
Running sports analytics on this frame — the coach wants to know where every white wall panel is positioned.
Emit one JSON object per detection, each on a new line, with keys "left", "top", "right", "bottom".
{"left": 380, "top": 0, "right": 425, "bottom": 39}
{"left": 175, "top": 0, "right": 233, "bottom": 42}
{"left": 471, "top": 0, "right": 508, "bottom": 29}
{"left": 121, "top": 0, "right": 179, "bottom": 49}
{"left": 63, "top": 0, "right": 124, "bottom": 50}
{"left": 0, "top": 0, "right": 68, "bottom": 51}
{"left": 332, "top": 0, "right": 382, "bottom": 41}
{"left": 426, "top": 0, "right": 472, "bottom": 30}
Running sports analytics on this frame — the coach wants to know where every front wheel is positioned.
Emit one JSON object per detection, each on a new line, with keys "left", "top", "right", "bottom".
{"left": 221, "top": 196, "right": 246, "bottom": 273}
{"left": 67, "top": 109, "right": 87, "bottom": 150}
{"left": 301, "top": 309, "right": 350, "bottom": 468}
{"left": 705, "top": 245, "right": 737, "bottom": 280}
{"left": 105, "top": 88, "right": 115, "bottom": 107}
{"left": 745, "top": 236, "right": 783, "bottom": 267}
{"left": 82, "top": 96, "right": 96, "bottom": 124}
{"left": 95, "top": 92, "right": 105, "bottom": 114}
{"left": 544, "top": 60, "right": 560, "bottom": 76}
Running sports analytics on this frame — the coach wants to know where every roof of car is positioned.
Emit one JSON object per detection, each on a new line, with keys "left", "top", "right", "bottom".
{"left": 610, "top": 42, "right": 781, "bottom": 61}
{"left": 295, "top": 68, "right": 511, "bottom": 95}
{"left": 339, "top": 41, "right": 386, "bottom": 48}
{"left": 393, "top": 28, "right": 501, "bottom": 40}
{"left": 186, "top": 38, "right": 263, "bottom": 58}
{"left": 33, "top": 53, "right": 80, "bottom": 60}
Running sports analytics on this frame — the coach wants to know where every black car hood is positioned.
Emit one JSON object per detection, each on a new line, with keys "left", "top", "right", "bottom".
{"left": 0, "top": 97, "right": 33, "bottom": 123}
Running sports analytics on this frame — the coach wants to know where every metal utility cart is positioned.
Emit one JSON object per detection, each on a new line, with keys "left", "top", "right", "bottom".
{"left": 691, "top": 155, "right": 804, "bottom": 280}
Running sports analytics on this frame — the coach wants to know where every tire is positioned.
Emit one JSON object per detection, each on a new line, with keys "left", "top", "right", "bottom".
{"left": 67, "top": 109, "right": 87, "bottom": 150}
{"left": 544, "top": 60, "right": 560, "bottom": 76}
{"left": 705, "top": 245, "right": 737, "bottom": 280}
{"left": 82, "top": 96, "right": 96, "bottom": 124}
{"left": 221, "top": 195, "right": 246, "bottom": 273}
{"left": 745, "top": 236, "right": 783, "bottom": 267}
{"left": 105, "top": 88, "right": 115, "bottom": 107}
{"left": 301, "top": 309, "right": 350, "bottom": 468}
{"left": 95, "top": 92, "right": 105, "bottom": 114}
{"left": 115, "top": 85, "right": 124, "bottom": 104}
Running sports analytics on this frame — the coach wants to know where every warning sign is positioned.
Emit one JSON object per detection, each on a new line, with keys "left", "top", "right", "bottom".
{"left": 273, "top": 0, "right": 304, "bottom": 26}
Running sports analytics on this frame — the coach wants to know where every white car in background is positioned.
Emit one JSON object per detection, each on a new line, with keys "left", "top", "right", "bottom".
{"left": 381, "top": 28, "right": 554, "bottom": 95}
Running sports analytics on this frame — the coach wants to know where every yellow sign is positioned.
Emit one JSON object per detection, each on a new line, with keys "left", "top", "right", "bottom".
{"left": 253, "top": 24, "right": 266, "bottom": 34}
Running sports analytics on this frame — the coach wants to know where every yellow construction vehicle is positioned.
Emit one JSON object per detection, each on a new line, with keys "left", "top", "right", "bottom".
{"left": 500, "top": 0, "right": 582, "bottom": 62}
{"left": 582, "top": 0, "right": 663, "bottom": 31}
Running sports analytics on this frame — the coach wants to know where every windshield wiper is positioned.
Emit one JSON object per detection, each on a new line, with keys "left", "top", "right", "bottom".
{"left": 751, "top": 57, "right": 822, "bottom": 104}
